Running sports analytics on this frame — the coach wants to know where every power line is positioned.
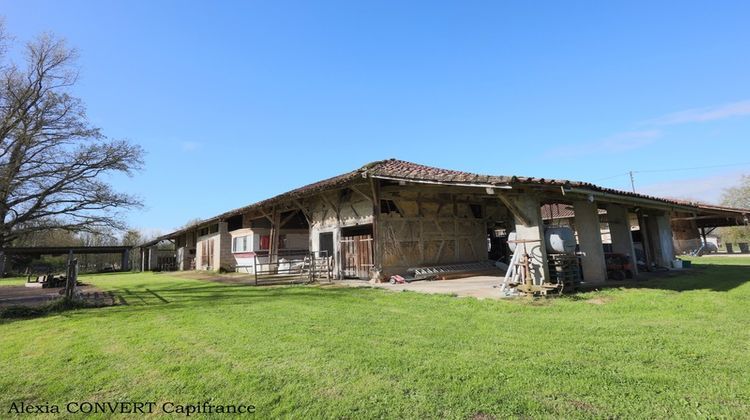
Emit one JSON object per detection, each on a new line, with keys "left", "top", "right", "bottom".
{"left": 593, "top": 161, "right": 750, "bottom": 183}
{"left": 592, "top": 173, "right": 630, "bottom": 182}
{"left": 591, "top": 161, "right": 750, "bottom": 194}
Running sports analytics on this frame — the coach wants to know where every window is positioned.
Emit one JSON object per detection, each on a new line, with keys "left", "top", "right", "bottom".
{"left": 469, "top": 204, "right": 483, "bottom": 219}
{"left": 198, "top": 223, "right": 219, "bottom": 237}
{"left": 227, "top": 215, "right": 243, "bottom": 231}
{"left": 250, "top": 217, "right": 272, "bottom": 229}
{"left": 380, "top": 199, "right": 402, "bottom": 215}
{"left": 233, "top": 236, "right": 249, "bottom": 253}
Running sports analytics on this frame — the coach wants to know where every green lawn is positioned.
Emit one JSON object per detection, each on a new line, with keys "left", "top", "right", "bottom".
{"left": 1, "top": 258, "right": 749, "bottom": 418}
{"left": 0, "top": 276, "right": 28, "bottom": 287}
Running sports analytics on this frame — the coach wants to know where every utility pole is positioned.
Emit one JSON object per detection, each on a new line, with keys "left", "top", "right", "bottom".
{"left": 629, "top": 171, "right": 636, "bottom": 193}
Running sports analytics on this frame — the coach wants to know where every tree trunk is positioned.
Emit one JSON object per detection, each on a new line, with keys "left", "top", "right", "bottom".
{"left": 0, "top": 229, "right": 6, "bottom": 278}
{"left": 65, "top": 251, "right": 77, "bottom": 300}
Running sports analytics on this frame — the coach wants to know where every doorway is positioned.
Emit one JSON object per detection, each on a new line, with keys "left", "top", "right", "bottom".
{"left": 340, "top": 225, "right": 374, "bottom": 279}
{"left": 319, "top": 232, "right": 334, "bottom": 259}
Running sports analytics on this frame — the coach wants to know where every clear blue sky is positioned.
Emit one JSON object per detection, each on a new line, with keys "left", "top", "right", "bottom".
{"left": 3, "top": 1, "right": 750, "bottom": 234}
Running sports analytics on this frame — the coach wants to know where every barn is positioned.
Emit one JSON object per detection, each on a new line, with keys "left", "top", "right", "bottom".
{"left": 138, "top": 159, "right": 750, "bottom": 292}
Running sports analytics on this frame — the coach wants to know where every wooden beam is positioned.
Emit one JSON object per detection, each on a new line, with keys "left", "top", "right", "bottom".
{"left": 435, "top": 240, "right": 445, "bottom": 261}
{"left": 258, "top": 209, "right": 274, "bottom": 224}
{"left": 320, "top": 194, "right": 340, "bottom": 221}
{"left": 497, "top": 192, "right": 532, "bottom": 227}
{"left": 370, "top": 177, "right": 381, "bottom": 277}
{"left": 291, "top": 199, "right": 312, "bottom": 224}
{"left": 279, "top": 211, "right": 299, "bottom": 228}
{"left": 350, "top": 185, "right": 373, "bottom": 203}
{"left": 268, "top": 207, "right": 281, "bottom": 265}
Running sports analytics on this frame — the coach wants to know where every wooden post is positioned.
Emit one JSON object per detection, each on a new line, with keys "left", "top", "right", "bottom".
{"left": 370, "top": 178, "right": 381, "bottom": 279}
{"left": 253, "top": 254, "right": 258, "bottom": 285}
{"left": 65, "top": 250, "right": 77, "bottom": 300}
{"left": 637, "top": 213, "right": 653, "bottom": 271}
{"left": 121, "top": 248, "right": 130, "bottom": 272}
{"left": 269, "top": 207, "right": 281, "bottom": 268}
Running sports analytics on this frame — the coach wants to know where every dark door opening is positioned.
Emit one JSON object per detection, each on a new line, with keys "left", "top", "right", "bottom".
{"left": 319, "top": 232, "right": 334, "bottom": 259}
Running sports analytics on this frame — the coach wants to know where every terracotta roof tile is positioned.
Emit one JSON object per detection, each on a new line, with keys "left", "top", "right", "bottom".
{"left": 143, "top": 158, "right": 749, "bottom": 245}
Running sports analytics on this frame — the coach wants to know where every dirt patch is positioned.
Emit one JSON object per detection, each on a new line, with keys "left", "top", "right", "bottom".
{"left": 0, "top": 283, "right": 114, "bottom": 308}
{"left": 567, "top": 399, "right": 602, "bottom": 415}
{"left": 585, "top": 297, "right": 611, "bottom": 305}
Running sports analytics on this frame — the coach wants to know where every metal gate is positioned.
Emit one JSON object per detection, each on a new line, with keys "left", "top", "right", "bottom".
{"left": 340, "top": 234, "right": 374, "bottom": 279}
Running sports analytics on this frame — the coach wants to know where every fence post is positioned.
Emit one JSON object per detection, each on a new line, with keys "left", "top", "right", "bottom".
{"left": 65, "top": 250, "right": 78, "bottom": 300}
{"left": 253, "top": 254, "right": 258, "bottom": 286}
{"left": 309, "top": 252, "right": 314, "bottom": 283}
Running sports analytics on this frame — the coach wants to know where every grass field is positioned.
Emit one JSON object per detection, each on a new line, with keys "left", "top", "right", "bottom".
{"left": 0, "top": 276, "right": 28, "bottom": 287}
{"left": 1, "top": 257, "right": 749, "bottom": 418}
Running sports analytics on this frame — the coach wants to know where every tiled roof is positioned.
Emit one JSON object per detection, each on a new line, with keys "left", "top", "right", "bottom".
{"left": 367, "top": 159, "right": 509, "bottom": 185}
{"left": 540, "top": 204, "right": 607, "bottom": 220}
{"left": 541, "top": 205, "right": 575, "bottom": 220}
{"left": 141, "top": 159, "right": 749, "bottom": 246}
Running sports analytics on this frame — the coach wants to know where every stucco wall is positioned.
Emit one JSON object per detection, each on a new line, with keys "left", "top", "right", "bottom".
{"left": 195, "top": 222, "right": 232, "bottom": 271}
{"left": 228, "top": 227, "right": 310, "bottom": 272}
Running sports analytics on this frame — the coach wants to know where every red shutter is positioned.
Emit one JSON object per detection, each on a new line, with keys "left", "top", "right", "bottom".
{"left": 260, "top": 235, "right": 270, "bottom": 250}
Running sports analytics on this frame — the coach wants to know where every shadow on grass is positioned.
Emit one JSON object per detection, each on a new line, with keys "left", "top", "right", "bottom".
{"left": 0, "top": 297, "right": 110, "bottom": 323}
{"left": 83, "top": 283, "right": 371, "bottom": 316}
{"left": 620, "top": 264, "right": 750, "bottom": 293}
{"left": 88, "top": 264, "right": 750, "bottom": 315}
{"left": 12, "top": 262, "right": 747, "bottom": 320}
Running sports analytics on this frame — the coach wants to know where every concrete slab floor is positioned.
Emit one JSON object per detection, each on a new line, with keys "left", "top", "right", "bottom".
{"left": 338, "top": 276, "right": 508, "bottom": 300}
{"left": 338, "top": 268, "right": 700, "bottom": 299}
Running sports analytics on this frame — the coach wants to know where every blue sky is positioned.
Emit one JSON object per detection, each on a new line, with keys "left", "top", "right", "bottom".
{"left": 3, "top": 1, "right": 750, "bottom": 235}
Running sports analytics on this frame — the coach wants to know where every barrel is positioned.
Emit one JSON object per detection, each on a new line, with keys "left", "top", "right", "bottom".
{"left": 508, "top": 226, "right": 576, "bottom": 254}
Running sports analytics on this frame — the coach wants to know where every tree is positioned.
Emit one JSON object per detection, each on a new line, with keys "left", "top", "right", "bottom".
{"left": 121, "top": 229, "right": 143, "bottom": 247}
{"left": 721, "top": 175, "right": 750, "bottom": 210}
{"left": 0, "top": 22, "right": 144, "bottom": 274}
{"left": 719, "top": 175, "right": 750, "bottom": 244}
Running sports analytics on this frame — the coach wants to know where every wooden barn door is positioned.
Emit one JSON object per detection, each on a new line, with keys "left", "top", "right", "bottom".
{"left": 200, "top": 239, "right": 215, "bottom": 270}
{"left": 340, "top": 228, "right": 373, "bottom": 279}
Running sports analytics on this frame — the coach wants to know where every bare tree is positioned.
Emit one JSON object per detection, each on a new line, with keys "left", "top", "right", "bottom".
{"left": 0, "top": 22, "right": 144, "bottom": 274}
{"left": 719, "top": 175, "right": 750, "bottom": 244}
{"left": 121, "top": 228, "right": 144, "bottom": 247}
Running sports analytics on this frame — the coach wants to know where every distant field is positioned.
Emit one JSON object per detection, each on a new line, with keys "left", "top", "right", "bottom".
{"left": 1, "top": 257, "right": 749, "bottom": 418}
{"left": 0, "top": 276, "right": 27, "bottom": 287}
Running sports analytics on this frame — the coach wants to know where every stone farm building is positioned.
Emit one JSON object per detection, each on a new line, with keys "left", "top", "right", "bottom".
{"left": 138, "top": 159, "right": 749, "bottom": 287}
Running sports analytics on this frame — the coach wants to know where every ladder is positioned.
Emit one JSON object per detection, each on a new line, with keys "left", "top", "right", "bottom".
{"left": 499, "top": 247, "right": 523, "bottom": 295}
{"left": 409, "top": 261, "right": 496, "bottom": 279}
